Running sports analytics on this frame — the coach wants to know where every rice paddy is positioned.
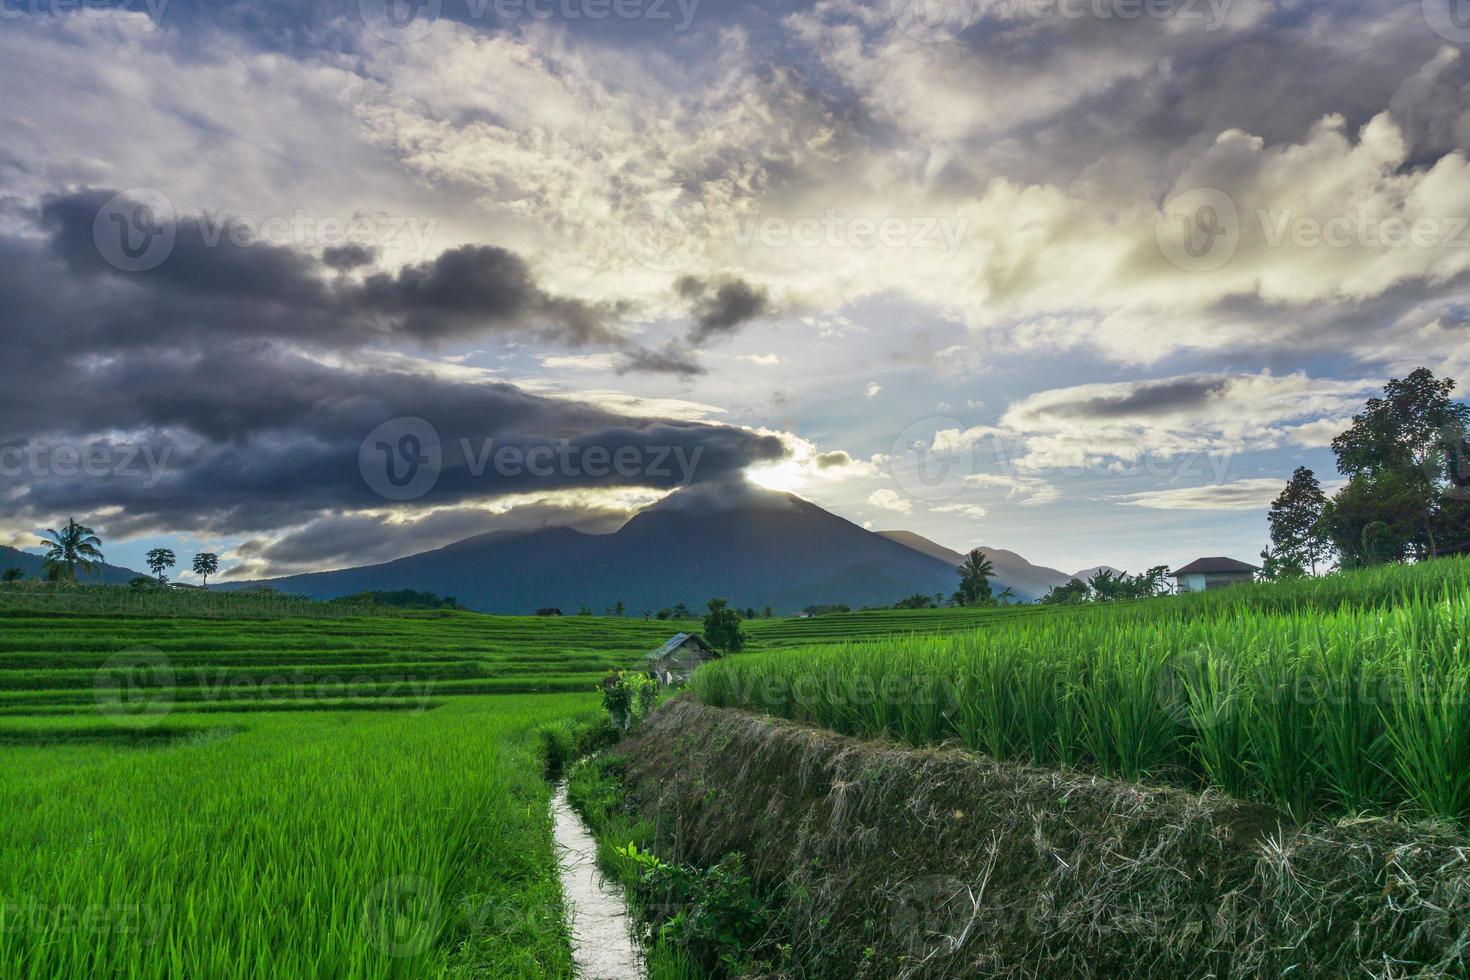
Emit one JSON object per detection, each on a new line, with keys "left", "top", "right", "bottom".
{"left": 693, "top": 557, "right": 1470, "bottom": 827}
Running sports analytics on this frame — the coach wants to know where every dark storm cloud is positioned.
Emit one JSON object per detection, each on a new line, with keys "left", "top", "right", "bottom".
{"left": 0, "top": 193, "right": 787, "bottom": 538}
{"left": 676, "top": 274, "right": 772, "bottom": 345}
{"left": 1042, "top": 378, "right": 1232, "bottom": 421}
{"left": 37, "top": 188, "right": 616, "bottom": 348}
{"left": 614, "top": 342, "right": 708, "bottom": 378}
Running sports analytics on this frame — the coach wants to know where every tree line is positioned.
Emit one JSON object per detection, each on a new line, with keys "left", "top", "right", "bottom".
{"left": 1264, "top": 368, "right": 1470, "bottom": 576}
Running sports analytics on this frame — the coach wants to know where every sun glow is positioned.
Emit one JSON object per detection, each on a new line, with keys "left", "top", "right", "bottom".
{"left": 745, "top": 460, "right": 808, "bottom": 493}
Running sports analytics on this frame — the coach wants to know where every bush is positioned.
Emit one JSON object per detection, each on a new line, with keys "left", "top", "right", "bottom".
{"left": 601, "top": 670, "right": 659, "bottom": 732}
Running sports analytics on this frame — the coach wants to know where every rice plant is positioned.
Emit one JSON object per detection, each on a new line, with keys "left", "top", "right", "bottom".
{"left": 692, "top": 558, "right": 1470, "bottom": 827}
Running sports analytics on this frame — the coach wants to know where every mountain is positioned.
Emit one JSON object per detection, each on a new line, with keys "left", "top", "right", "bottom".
{"left": 1071, "top": 565, "right": 1124, "bottom": 583}
{"left": 876, "top": 531, "right": 1073, "bottom": 601}
{"left": 228, "top": 487, "right": 971, "bottom": 614}
{"left": 0, "top": 544, "right": 147, "bottom": 584}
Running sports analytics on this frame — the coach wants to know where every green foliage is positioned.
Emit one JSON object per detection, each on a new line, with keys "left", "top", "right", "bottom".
{"left": 191, "top": 551, "right": 219, "bottom": 587}
{"left": 952, "top": 549, "right": 996, "bottom": 606}
{"left": 1269, "top": 467, "right": 1333, "bottom": 573}
{"left": 1040, "top": 577, "right": 1092, "bottom": 604}
{"left": 328, "top": 589, "right": 465, "bottom": 610}
{"left": 0, "top": 696, "right": 588, "bottom": 977}
{"left": 893, "top": 593, "right": 937, "bottom": 609}
{"left": 39, "top": 518, "right": 104, "bottom": 581}
{"left": 601, "top": 670, "right": 658, "bottom": 731}
{"left": 144, "top": 548, "right": 176, "bottom": 583}
{"left": 0, "top": 569, "right": 20, "bottom": 583}
{"left": 693, "top": 557, "right": 1470, "bottom": 827}
{"left": 619, "top": 846, "right": 770, "bottom": 975}
{"left": 702, "top": 598, "right": 745, "bottom": 653}
{"left": 1325, "top": 368, "right": 1470, "bottom": 560}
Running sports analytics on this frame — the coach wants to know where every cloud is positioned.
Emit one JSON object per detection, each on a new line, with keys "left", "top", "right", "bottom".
{"left": 1116, "top": 478, "right": 1298, "bottom": 512}
{"left": 864, "top": 382, "right": 882, "bottom": 399}
{"left": 993, "top": 371, "right": 1380, "bottom": 471}
{"left": 676, "top": 275, "right": 773, "bottom": 346}
{"left": 932, "top": 503, "right": 987, "bottom": 520}
{"left": 614, "top": 342, "right": 708, "bottom": 377}
{"left": 867, "top": 488, "right": 913, "bottom": 514}
{"left": 963, "top": 473, "right": 1060, "bottom": 507}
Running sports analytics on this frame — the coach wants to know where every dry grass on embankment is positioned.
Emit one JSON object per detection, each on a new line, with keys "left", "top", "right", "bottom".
{"left": 618, "top": 699, "right": 1470, "bottom": 978}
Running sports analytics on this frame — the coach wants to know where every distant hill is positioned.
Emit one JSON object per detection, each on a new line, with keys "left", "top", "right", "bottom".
{"left": 227, "top": 487, "right": 971, "bottom": 614}
{"left": 876, "top": 531, "right": 1074, "bottom": 601}
{"left": 0, "top": 544, "right": 147, "bottom": 584}
{"left": 1071, "top": 565, "right": 1125, "bottom": 583}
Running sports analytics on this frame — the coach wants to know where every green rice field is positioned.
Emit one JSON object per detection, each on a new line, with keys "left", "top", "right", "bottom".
{"left": 0, "top": 695, "right": 603, "bottom": 978}
{"left": 694, "top": 558, "right": 1470, "bottom": 827}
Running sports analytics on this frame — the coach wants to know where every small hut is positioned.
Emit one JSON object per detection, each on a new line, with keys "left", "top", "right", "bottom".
{"left": 645, "top": 632, "right": 719, "bottom": 685}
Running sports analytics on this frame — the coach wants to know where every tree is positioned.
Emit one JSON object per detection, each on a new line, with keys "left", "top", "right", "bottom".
{"left": 613, "top": 600, "right": 626, "bottom": 618}
{"left": 702, "top": 598, "right": 745, "bottom": 653}
{"left": 1040, "top": 578, "right": 1091, "bottom": 605}
{"left": 40, "top": 519, "right": 104, "bottom": 581}
{"left": 995, "top": 586, "right": 1017, "bottom": 605}
{"left": 146, "top": 548, "right": 176, "bottom": 584}
{"left": 894, "top": 593, "right": 935, "bottom": 609}
{"left": 1268, "top": 467, "right": 1332, "bottom": 573}
{"left": 762, "top": 606, "right": 773, "bottom": 619}
{"left": 1258, "top": 547, "right": 1303, "bottom": 582}
{"left": 1088, "top": 568, "right": 1128, "bottom": 602}
{"left": 192, "top": 552, "right": 219, "bottom": 588}
{"left": 656, "top": 608, "right": 672, "bottom": 620}
{"left": 1, "top": 568, "right": 21, "bottom": 583}
{"left": 671, "top": 602, "right": 692, "bottom": 620}
{"left": 952, "top": 549, "right": 996, "bottom": 607}
{"left": 1329, "top": 368, "right": 1470, "bottom": 559}
{"left": 1320, "top": 470, "right": 1424, "bottom": 567}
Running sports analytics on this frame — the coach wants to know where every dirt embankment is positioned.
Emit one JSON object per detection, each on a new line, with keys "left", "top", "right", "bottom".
{"left": 617, "top": 698, "right": 1470, "bottom": 978}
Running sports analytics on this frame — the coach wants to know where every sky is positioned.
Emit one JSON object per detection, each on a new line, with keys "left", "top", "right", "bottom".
{"left": 2, "top": 0, "right": 1469, "bottom": 581}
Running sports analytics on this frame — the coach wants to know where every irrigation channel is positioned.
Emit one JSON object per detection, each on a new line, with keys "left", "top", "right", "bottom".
{"left": 551, "top": 782, "right": 647, "bottom": 979}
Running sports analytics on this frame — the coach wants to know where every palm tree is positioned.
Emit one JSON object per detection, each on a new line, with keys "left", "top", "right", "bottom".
{"left": 40, "top": 519, "right": 104, "bottom": 581}
{"left": 192, "top": 552, "right": 219, "bottom": 588}
{"left": 145, "top": 548, "right": 176, "bottom": 584}
{"left": 952, "top": 549, "right": 997, "bottom": 607}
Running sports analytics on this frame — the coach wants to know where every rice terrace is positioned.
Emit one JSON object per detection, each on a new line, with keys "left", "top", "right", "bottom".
{"left": 11, "top": 0, "right": 1470, "bottom": 976}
